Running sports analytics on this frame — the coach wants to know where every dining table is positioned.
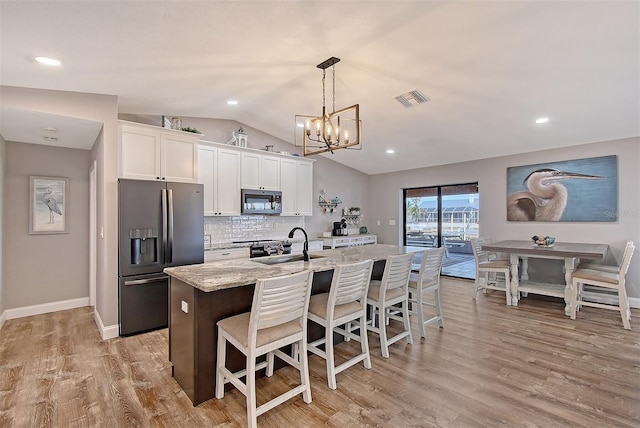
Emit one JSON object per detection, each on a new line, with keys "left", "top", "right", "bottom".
{"left": 481, "top": 240, "right": 608, "bottom": 315}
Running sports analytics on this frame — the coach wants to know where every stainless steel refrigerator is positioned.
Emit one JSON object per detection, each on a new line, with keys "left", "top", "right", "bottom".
{"left": 118, "top": 179, "right": 204, "bottom": 335}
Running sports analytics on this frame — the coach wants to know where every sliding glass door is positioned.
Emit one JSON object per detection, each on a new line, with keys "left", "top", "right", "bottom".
{"left": 403, "top": 183, "right": 479, "bottom": 279}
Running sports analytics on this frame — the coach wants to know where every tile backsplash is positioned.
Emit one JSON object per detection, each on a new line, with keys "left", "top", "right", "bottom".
{"left": 204, "top": 215, "right": 305, "bottom": 247}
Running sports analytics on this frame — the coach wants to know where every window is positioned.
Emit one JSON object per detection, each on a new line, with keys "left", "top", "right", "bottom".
{"left": 403, "top": 183, "right": 478, "bottom": 279}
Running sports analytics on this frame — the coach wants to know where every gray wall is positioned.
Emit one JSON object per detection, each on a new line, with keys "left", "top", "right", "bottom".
{"left": 309, "top": 154, "right": 370, "bottom": 237}
{"left": 368, "top": 136, "right": 640, "bottom": 297}
{"left": 2, "top": 86, "right": 119, "bottom": 332}
{"left": 4, "top": 142, "right": 90, "bottom": 308}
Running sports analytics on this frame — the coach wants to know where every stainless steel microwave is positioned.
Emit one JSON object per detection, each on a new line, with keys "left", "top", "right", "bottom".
{"left": 241, "top": 189, "right": 282, "bottom": 215}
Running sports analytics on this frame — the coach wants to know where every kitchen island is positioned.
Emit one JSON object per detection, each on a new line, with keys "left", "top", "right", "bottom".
{"left": 164, "top": 244, "right": 422, "bottom": 405}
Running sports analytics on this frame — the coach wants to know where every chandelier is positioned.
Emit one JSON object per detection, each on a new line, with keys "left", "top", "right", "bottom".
{"left": 295, "top": 57, "right": 360, "bottom": 156}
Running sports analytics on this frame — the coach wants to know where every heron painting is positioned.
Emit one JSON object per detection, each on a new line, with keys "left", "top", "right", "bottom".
{"left": 29, "top": 176, "right": 69, "bottom": 234}
{"left": 506, "top": 155, "right": 617, "bottom": 222}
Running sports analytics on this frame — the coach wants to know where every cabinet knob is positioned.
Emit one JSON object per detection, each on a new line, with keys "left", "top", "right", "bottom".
{"left": 156, "top": 177, "right": 160, "bottom": 180}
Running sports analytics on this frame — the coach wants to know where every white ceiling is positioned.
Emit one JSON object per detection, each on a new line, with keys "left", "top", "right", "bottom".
{"left": 1, "top": 1, "right": 638, "bottom": 175}
{"left": 0, "top": 107, "right": 103, "bottom": 150}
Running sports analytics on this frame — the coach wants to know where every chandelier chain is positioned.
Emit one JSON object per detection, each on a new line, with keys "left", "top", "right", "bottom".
{"left": 332, "top": 65, "right": 336, "bottom": 113}
{"left": 322, "top": 69, "right": 326, "bottom": 112}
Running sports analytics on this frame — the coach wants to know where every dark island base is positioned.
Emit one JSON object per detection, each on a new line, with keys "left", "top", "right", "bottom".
{"left": 169, "top": 261, "right": 386, "bottom": 406}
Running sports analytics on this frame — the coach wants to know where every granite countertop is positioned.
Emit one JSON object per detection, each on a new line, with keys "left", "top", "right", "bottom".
{"left": 166, "top": 244, "right": 424, "bottom": 292}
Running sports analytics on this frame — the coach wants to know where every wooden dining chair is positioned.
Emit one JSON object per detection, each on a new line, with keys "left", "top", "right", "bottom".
{"left": 215, "top": 270, "right": 314, "bottom": 428}
{"left": 408, "top": 247, "right": 446, "bottom": 338}
{"left": 366, "top": 252, "right": 414, "bottom": 358}
{"left": 307, "top": 259, "right": 374, "bottom": 390}
{"left": 470, "top": 237, "right": 512, "bottom": 305}
{"left": 578, "top": 241, "right": 634, "bottom": 274}
{"left": 570, "top": 241, "right": 635, "bottom": 330}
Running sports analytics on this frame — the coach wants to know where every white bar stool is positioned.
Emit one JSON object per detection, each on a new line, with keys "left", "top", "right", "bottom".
{"left": 408, "top": 247, "right": 446, "bottom": 338}
{"left": 307, "top": 259, "right": 374, "bottom": 390}
{"left": 215, "top": 270, "right": 314, "bottom": 428}
{"left": 366, "top": 252, "right": 414, "bottom": 358}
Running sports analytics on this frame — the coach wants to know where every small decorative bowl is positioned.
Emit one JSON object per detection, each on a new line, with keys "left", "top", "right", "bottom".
{"left": 532, "top": 235, "right": 555, "bottom": 246}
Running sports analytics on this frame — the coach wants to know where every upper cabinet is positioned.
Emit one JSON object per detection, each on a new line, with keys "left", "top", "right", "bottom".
{"left": 118, "top": 120, "right": 199, "bottom": 183}
{"left": 280, "top": 158, "right": 314, "bottom": 216}
{"left": 198, "top": 143, "right": 241, "bottom": 216}
{"left": 240, "top": 152, "right": 281, "bottom": 190}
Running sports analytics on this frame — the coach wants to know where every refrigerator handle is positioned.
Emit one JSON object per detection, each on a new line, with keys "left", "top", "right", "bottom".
{"left": 167, "top": 188, "right": 174, "bottom": 263}
{"left": 161, "top": 188, "right": 168, "bottom": 264}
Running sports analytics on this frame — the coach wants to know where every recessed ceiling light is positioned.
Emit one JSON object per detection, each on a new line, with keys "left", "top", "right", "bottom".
{"left": 226, "top": 100, "right": 238, "bottom": 105}
{"left": 35, "top": 56, "right": 61, "bottom": 66}
{"left": 535, "top": 117, "right": 549, "bottom": 124}
{"left": 386, "top": 149, "right": 395, "bottom": 154}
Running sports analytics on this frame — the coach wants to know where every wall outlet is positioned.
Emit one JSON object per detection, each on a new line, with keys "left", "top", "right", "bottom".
{"left": 377, "top": 220, "right": 381, "bottom": 226}
{"left": 389, "top": 219, "right": 396, "bottom": 226}
{"left": 181, "top": 300, "right": 189, "bottom": 313}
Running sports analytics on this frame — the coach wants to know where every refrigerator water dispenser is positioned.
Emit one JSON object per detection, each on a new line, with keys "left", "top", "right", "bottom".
{"left": 130, "top": 228, "right": 158, "bottom": 265}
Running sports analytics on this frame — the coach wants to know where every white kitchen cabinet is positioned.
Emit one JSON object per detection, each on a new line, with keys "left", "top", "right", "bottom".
{"left": 321, "top": 235, "right": 377, "bottom": 249}
{"left": 204, "top": 247, "right": 249, "bottom": 262}
{"left": 198, "top": 143, "right": 241, "bottom": 216}
{"left": 241, "top": 152, "right": 281, "bottom": 190}
{"left": 280, "top": 158, "right": 314, "bottom": 216}
{"left": 118, "top": 120, "right": 199, "bottom": 183}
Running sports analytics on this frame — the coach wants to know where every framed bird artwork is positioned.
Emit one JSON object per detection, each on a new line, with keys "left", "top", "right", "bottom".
{"left": 506, "top": 155, "right": 617, "bottom": 222}
{"left": 29, "top": 176, "right": 69, "bottom": 234}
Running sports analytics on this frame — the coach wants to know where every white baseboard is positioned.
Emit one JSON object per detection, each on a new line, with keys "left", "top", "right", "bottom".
{"left": 629, "top": 297, "right": 640, "bottom": 309}
{"left": 4, "top": 297, "right": 89, "bottom": 320}
{"left": 0, "top": 310, "right": 6, "bottom": 330}
{"left": 93, "top": 309, "right": 119, "bottom": 340}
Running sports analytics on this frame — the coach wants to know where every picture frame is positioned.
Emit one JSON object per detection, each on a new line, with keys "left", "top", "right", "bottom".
{"left": 29, "top": 176, "right": 69, "bottom": 234}
{"left": 506, "top": 155, "right": 617, "bottom": 222}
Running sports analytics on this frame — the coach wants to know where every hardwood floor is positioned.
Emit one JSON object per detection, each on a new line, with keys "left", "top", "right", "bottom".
{"left": 1, "top": 278, "right": 638, "bottom": 427}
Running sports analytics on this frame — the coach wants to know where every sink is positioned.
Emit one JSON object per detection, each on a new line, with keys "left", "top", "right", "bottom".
{"left": 253, "top": 254, "right": 326, "bottom": 265}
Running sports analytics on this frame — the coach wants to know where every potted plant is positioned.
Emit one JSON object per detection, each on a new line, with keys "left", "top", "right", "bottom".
{"left": 348, "top": 207, "right": 361, "bottom": 215}
{"left": 181, "top": 126, "right": 201, "bottom": 134}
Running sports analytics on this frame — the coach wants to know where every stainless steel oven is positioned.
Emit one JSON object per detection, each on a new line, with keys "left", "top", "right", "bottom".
{"left": 241, "top": 189, "right": 282, "bottom": 215}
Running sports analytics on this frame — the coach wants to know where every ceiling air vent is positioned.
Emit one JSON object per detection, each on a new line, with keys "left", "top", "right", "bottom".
{"left": 395, "top": 89, "right": 430, "bottom": 108}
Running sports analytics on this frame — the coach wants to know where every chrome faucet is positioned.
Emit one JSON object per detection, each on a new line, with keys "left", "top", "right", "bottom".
{"left": 288, "top": 227, "right": 309, "bottom": 261}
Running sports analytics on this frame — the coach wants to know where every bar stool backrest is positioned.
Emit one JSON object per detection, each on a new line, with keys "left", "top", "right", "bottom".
{"left": 250, "top": 270, "right": 314, "bottom": 341}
